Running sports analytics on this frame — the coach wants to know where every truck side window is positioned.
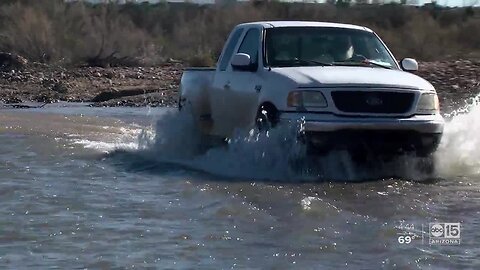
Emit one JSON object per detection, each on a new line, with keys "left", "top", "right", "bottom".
{"left": 237, "top": 28, "right": 260, "bottom": 68}
{"left": 219, "top": 28, "right": 244, "bottom": 71}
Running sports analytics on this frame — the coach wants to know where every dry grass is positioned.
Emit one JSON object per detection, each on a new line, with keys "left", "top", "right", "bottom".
{"left": 0, "top": 0, "right": 158, "bottom": 66}
{"left": 0, "top": 0, "right": 478, "bottom": 66}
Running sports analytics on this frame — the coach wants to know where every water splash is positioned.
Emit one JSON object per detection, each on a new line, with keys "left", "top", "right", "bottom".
{"left": 71, "top": 127, "right": 143, "bottom": 153}
{"left": 126, "top": 109, "right": 430, "bottom": 181}
{"left": 133, "top": 109, "right": 308, "bottom": 180}
{"left": 435, "top": 94, "right": 480, "bottom": 177}
{"left": 100, "top": 93, "right": 480, "bottom": 182}
{"left": 137, "top": 107, "right": 205, "bottom": 158}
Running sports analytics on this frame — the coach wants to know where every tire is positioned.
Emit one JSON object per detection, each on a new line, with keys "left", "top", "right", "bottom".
{"left": 255, "top": 104, "right": 278, "bottom": 131}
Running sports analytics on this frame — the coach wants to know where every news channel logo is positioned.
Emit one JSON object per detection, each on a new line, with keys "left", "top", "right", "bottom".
{"left": 429, "top": 222, "right": 461, "bottom": 245}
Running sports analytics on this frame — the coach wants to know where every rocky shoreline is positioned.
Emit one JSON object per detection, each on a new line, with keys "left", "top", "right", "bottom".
{"left": 415, "top": 59, "right": 480, "bottom": 114}
{"left": 0, "top": 61, "right": 183, "bottom": 108}
{"left": 1, "top": 58, "right": 479, "bottom": 114}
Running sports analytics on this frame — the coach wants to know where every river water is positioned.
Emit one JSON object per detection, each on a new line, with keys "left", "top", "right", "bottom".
{"left": 0, "top": 98, "right": 479, "bottom": 269}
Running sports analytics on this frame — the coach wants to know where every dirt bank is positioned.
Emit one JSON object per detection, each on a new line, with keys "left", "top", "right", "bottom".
{"left": 416, "top": 59, "right": 480, "bottom": 114}
{"left": 0, "top": 62, "right": 183, "bottom": 108}
{"left": 0, "top": 59, "right": 479, "bottom": 113}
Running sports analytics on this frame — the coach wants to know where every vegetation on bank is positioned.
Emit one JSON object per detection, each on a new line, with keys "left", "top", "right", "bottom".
{"left": 0, "top": 0, "right": 479, "bottom": 67}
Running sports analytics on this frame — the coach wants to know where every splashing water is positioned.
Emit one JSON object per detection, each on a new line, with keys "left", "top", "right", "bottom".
{"left": 134, "top": 109, "right": 308, "bottom": 180}
{"left": 436, "top": 94, "right": 480, "bottom": 177}
{"left": 131, "top": 109, "right": 393, "bottom": 181}
{"left": 127, "top": 112, "right": 410, "bottom": 181}
{"left": 101, "top": 93, "right": 480, "bottom": 182}
{"left": 71, "top": 126, "right": 143, "bottom": 153}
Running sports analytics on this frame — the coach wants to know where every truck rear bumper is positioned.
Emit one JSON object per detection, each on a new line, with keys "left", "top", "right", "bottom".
{"left": 279, "top": 112, "right": 444, "bottom": 156}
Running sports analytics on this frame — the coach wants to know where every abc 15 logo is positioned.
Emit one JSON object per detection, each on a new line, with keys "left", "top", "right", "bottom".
{"left": 429, "top": 223, "right": 461, "bottom": 238}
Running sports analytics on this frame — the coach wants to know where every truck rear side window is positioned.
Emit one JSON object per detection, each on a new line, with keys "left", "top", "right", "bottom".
{"left": 219, "top": 28, "right": 244, "bottom": 71}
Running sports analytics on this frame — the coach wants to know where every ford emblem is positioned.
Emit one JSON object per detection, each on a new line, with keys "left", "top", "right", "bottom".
{"left": 366, "top": 94, "right": 383, "bottom": 106}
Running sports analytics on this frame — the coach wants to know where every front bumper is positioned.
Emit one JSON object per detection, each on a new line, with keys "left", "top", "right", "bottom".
{"left": 279, "top": 112, "right": 444, "bottom": 156}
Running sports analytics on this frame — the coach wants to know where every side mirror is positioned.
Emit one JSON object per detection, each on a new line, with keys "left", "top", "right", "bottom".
{"left": 400, "top": 58, "right": 418, "bottom": 71}
{"left": 231, "top": 53, "right": 256, "bottom": 71}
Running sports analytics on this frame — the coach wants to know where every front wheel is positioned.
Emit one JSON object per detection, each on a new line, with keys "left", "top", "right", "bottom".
{"left": 255, "top": 105, "right": 278, "bottom": 131}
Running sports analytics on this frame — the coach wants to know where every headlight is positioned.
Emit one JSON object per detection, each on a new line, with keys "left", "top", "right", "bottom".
{"left": 287, "top": 91, "right": 327, "bottom": 108}
{"left": 416, "top": 93, "right": 440, "bottom": 114}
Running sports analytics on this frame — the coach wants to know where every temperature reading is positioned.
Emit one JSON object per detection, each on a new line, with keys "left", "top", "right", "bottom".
{"left": 398, "top": 235, "right": 412, "bottom": 244}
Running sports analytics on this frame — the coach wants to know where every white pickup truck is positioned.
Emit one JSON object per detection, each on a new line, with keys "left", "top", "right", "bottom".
{"left": 179, "top": 21, "right": 444, "bottom": 158}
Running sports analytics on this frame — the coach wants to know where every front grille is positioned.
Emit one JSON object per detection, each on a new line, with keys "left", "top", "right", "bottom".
{"left": 331, "top": 91, "right": 414, "bottom": 114}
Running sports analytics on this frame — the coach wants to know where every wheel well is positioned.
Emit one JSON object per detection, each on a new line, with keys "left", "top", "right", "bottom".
{"left": 257, "top": 102, "right": 279, "bottom": 123}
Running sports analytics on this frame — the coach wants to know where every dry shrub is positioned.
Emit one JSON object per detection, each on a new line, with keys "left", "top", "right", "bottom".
{"left": 0, "top": 3, "right": 57, "bottom": 62}
{"left": 0, "top": 0, "right": 159, "bottom": 66}
{"left": 373, "top": 14, "right": 457, "bottom": 60}
{"left": 0, "top": 1, "right": 478, "bottom": 66}
{"left": 164, "top": 2, "right": 479, "bottom": 63}
{"left": 186, "top": 51, "right": 216, "bottom": 67}
{"left": 79, "top": 6, "right": 157, "bottom": 66}
{"left": 457, "top": 18, "right": 480, "bottom": 51}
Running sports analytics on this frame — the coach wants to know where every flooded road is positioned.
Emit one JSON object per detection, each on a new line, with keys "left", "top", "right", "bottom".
{"left": 0, "top": 102, "right": 479, "bottom": 269}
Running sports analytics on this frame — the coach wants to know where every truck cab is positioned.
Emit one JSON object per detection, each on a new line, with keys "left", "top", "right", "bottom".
{"left": 179, "top": 21, "right": 444, "bottom": 158}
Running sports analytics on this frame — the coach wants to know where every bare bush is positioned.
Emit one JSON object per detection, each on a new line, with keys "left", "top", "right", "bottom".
{"left": 0, "top": 1, "right": 478, "bottom": 66}
{"left": 0, "top": 0, "right": 159, "bottom": 66}
{"left": 79, "top": 6, "right": 157, "bottom": 67}
{"left": 0, "top": 3, "right": 57, "bottom": 62}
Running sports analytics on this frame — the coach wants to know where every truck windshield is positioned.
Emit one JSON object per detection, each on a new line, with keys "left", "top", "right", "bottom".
{"left": 265, "top": 27, "right": 398, "bottom": 69}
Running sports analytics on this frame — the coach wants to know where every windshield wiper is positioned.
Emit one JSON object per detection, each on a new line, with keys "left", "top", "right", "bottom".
{"left": 362, "top": 60, "right": 392, "bottom": 69}
{"left": 293, "top": 58, "right": 333, "bottom": 67}
{"left": 333, "top": 60, "right": 392, "bottom": 69}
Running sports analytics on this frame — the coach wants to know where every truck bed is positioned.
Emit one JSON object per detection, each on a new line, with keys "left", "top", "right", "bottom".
{"left": 179, "top": 67, "right": 216, "bottom": 130}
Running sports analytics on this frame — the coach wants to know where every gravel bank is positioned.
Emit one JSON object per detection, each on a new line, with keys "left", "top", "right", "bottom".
{"left": 0, "top": 63, "right": 183, "bottom": 108}
{"left": 416, "top": 59, "right": 480, "bottom": 114}
{"left": 1, "top": 60, "right": 479, "bottom": 113}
